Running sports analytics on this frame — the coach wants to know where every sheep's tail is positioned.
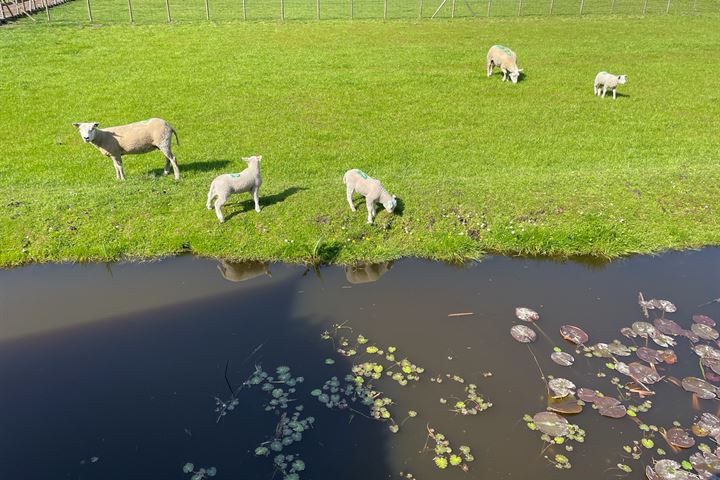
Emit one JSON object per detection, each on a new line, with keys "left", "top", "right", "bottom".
{"left": 172, "top": 128, "right": 180, "bottom": 147}
{"left": 342, "top": 171, "right": 348, "bottom": 185}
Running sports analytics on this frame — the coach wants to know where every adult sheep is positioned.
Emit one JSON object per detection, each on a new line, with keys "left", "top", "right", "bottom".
{"left": 72, "top": 118, "right": 180, "bottom": 180}
{"left": 486, "top": 45, "right": 523, "bottom": 84}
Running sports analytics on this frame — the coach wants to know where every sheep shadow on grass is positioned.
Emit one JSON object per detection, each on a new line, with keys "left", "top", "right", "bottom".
{"left": 223, "top": 186, "right": 307, "bottom": 222}
{"left": 148, "top": 159, "right": 232, "bottom": 176}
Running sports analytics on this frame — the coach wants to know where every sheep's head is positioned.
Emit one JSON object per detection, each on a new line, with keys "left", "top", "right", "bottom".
{"left": 618, "top": 75, "right": 627, "bottom": 85}
{"left": 242, "top": 155, "right": 262, "bottom": 165}
{"left": 510, "top": 69, "right": 523, "bottom": 84}
{"left": 72, "top": 122, "right": 99, "bottom": 143}
{"left": 383, "top": 195, "right": 397, "bottom": 213}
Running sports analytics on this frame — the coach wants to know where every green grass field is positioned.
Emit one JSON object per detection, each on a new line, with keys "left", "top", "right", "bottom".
{"left": 1, "top": 15, "right": 719, "bottom": 266}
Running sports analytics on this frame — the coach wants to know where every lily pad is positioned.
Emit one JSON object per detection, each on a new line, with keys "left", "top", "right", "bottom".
{"left": 577, "top": 388, "right": 599, "bottom": 403}
{"left": 532, "top": 411, "right": 569, "bottom": 437}
{"left": 551, "top": 351, "right": 575, "bottom": 367}
{"left": 638, "top": 347, "right": 664, "bottom": 364}
{"left": 594, "top": 395, "right": 621, "bottom": 409}
{"left": 547, "top": 396, "right": 583, "bottom": 415}
{"left": 548, "top": 378, "right": 576, "bottom": 398}
{"left": 665, "top": 428, "right": 695, "bottom": 449}
{"left": 621, "top": 327, "right": 637, "bottom": 338}
{"left": 693, "top": 345, "right": 720, "bottom": 360}
{"left": 652, "top": 333, "right": 677, "bottom": 348}
{"left": 632, "top": 321, "right": 658, "bottom": 338}
{"left": 703, "top": 357, "right": 720, "bottom": 375}
{"left": 688, "top": 451, "right": 720, "bottom": 478}
{"left": 511, "top": 325, "right": 537, "bottom": 343}
{"left": 655, "top": 318, "right": 685, "bottom": 336}
{"left": 599, "top": 404, "right": 627, "bottom": 418}
{"left": 629, "top": 362, "right": 662, "bottom": 384}
{"left": 607, "top": 342, "right": 632, "bottom": 357}
{"left": 654, "top": 459, "right": 696, "bottom": 480}
{"left": 682, "top": 377, "right": 717, "bottom": 400}
{"left": 560, "top": 325, "right": 588, "bottom": 345}
{"left": 693, "top": 413, "right": 720, "bottom": 437}
{"left": 693, "top": 315, "right": 716, "bottom": 327}
{"left": 515, "top": 307, "right": 540, "bottom": 322}
{"left": 691, "top": 323, "right": 719, "bottom": 341}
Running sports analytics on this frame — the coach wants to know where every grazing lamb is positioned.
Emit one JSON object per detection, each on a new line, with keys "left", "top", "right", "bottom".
{"left": 206, "top": 155, "right": 262, "bottom": 223}
{"left": 72, "top": 118, "right": 180, "bottom": 180}
{"left": 217, "top": 260, "right": 272, "bottom": 282}
{"left": 345, "top": 261, "right": 393, "bottom": 284}
{"left": 594, "top": 72, "right": 627, "bottom": 99}
{"left": 343, "top": 169, "right": 397, "bottom": 224}
{"left": 486, "top": 45, "right": 523, "bottom": 84}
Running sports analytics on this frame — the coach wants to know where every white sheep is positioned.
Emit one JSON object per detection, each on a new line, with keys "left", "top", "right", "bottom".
{"left": 486, "top": 45, "right": 523, "bottom": 84}
{"left": 206, "top": 155, "right": 262, "bottom": 223}
{"left": 217, "top": 260, "right": 271, "bottom": 282}
{"left": 345, "top": 262, "right": 393, "bottom": 284}
{"left": 72, "top": 118, "right": 180, "bottom": 180}
{"left": 343, "top": 169, "right": 397, "bottom": 224}
{"left": 594, "top": 72, "right": 627, "bottom": 99}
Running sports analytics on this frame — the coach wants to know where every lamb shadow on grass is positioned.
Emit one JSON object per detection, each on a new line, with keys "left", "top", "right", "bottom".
{"left": 223, "top": 186, "right": 307, "bottom": 222}
{"left": 148, "top": 159, "right": 232, "bottom": 176}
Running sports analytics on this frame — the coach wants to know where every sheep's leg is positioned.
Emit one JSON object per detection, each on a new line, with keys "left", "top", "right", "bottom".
{"left": 486, "top": 62, "right": 493, "bottom": 77}
{"left": 366, "top": 198, "right": 375, "bottom": 224}
{"left": 501, "top": 68, "right": 507, "bottom": 81}
{"left": 252, "top": 186, "right": 261, "bottom": 213}
{"left": 214, "top": 194, "right": 227, "bottom": 223}
{"left": 612, "top": 88, "right": 617, "bottom": 100}
{"left": 160, "top": 145, "right": 180, "bottom": 180}
{"left": 602, "top": 85, "right": 607, "bottom": 98}
{"left": 112, "top": 156, "right": 125, "bottom": 180}
{"left": 206, "top": 183, "right": 215, "bottom": 210}
{"left": 346, "top": 186, "right": 356, "bottom": 212}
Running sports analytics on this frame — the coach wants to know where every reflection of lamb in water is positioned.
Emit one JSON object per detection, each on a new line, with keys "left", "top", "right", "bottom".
{"left": 217, "top": 260, "right": 272, "bottom": 282}
{"left": 345, "top": 262, "right": 393, "bottom": 284}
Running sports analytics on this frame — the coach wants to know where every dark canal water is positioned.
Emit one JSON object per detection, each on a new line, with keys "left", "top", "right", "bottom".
{"left": 2, "top": 250, "right": 720, "bottom": 479}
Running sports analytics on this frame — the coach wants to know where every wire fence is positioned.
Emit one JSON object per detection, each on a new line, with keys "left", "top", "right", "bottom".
{"left": 1, "top": 0, "right": 718, "bottom": 23}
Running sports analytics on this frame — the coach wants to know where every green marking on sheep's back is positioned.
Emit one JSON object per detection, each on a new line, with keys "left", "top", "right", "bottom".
{"left": 356, "top": 170, "right": 369, "bottom": 179}
{"left": 494, "top": 45, "right": 514, "bottom": 56}
{"left": 229, "top": 173, "right": 242, "bottom": 178}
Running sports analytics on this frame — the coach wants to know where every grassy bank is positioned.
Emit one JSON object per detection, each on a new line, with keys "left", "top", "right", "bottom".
{"left": 1, "top": 15, "right": 719, "bottom": 266}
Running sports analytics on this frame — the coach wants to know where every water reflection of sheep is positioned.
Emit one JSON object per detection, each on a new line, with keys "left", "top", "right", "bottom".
{"left": 345, "top": 262, "right": 393, "bottom": 284}
{"left": 217, "top": 260, "right": 271, "bottom": 282}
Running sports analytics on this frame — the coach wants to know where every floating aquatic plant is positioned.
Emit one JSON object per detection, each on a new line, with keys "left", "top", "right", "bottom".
{"left": 444, "top": 376, "right": 492, "bottom": 415}
{"left": 511, "top": 324, "right": 537, "bottom": 343}
{"left": 515, "top": 307, "right": 540, "bottom": 322}
{"left": 182, "top": 463, "right": 217, "bottom": 480}
{"left": 424, "top": 425, "right": 474, "bottom": 472}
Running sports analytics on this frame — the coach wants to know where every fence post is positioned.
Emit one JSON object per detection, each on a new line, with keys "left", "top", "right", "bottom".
{"left": 692, "top": 0, "right": 696, "bottom": 12}
{"left": 242, "top": 0, "right": 246, "bottom": 19}
{"left": 642, "top": 0, "right": 647, "bottom": 14}
{"left": 451, "top": 0, "right": 455, "bottom": 16}
{"left": 579, "top": 0, "right": 584, "bottom": 14}
{"left": 665, "top": 0, "right": 670, "bottom": 12}
{"left": 204, "top": 0, "right": 209, "bottom": 19}
{"left": 127, "top": 0, "right": 133, "bottom": 22}
{"left": 316, "top": 0, "right": 319, "bottom": 19}
{"left": 350, "top": 0, "right": 353, "bottom": 18}
{"left": 165, "top": 0, "right": 171, "bottom": 22}
{"left": 85, "top": 0, "right": 92, "bottom": 22}
{"left": 517, "top": 0, "right": 522, "bottom": 15}
{"left": 280, "top": 0, "right": 284, "bottom": 19}
{"left": 549, "top": 0, "right": 554, "bottom": 13}
{"left": 487, "top": 0, "right": 491, "bottom": 15}
{"left": 419, "top": 0, "right": 423, "bottom": 17}
{"left": 610, "top": 0, "right": 615, "bottom": 13}
{"left": 383, "top": 0, "right": 387, "bottom": 19}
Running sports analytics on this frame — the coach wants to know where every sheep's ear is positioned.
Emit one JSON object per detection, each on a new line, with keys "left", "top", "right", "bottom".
{"left": 256, "top": 155, "right": 262, "bottom": 162}
{"left": 392, "top": 195, "right": 397, "bottom": 199}
{"left": 92, "top": 122, "right": 99, "bottom": 128}
{"left": 518, "top": 69, "right": 524, "bottom": 72}
{"left": 72, "top": 123, "right": 80, "bottom": 128}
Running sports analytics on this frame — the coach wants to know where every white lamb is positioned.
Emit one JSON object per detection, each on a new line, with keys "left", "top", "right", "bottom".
{"left": 206, "top": 155, "right": 262, "bottom": 223}
{"left": 343, "top": 169, "right": 397, "bottom": 224}
{"left": 594, "top": 72, "right": 627, "bottom": 99}
{"left": 72, "top": 118, "right": 180, "bottom": 180}
{"left": 486, "top": 45, "right": 523, "bottom": 84}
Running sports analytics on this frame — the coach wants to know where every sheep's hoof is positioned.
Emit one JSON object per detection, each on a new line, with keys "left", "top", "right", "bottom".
{"left": 206, "top": 205, "right": 212, "bottom": 210}
{"left": 255, "top": 208, "right": 261, "bottom": 213}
